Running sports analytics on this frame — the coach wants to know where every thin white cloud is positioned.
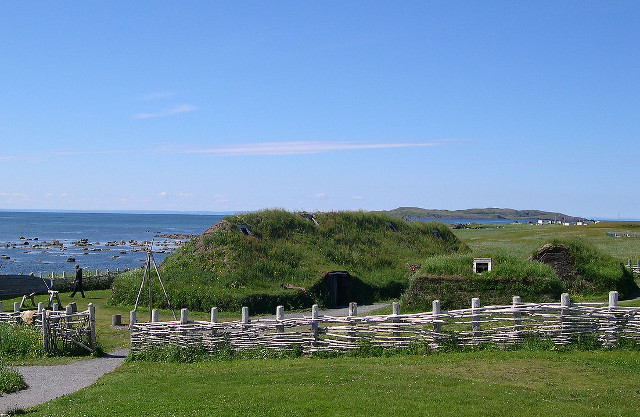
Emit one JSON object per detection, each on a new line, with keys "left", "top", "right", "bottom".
{"left": 134, "top": 104, "right": 197, "bottom": 120}
{"left": 1, "top": 139, "right": 454, "bottom": 161}
{"left": 172, "top": 140, "right": 446, "bottom": 156}
{"left": 313, "top": 192, "right": 328, "bottom": 200}
{"left": 0, "top": 155, "right": 39, "bottom": 162}
{"left": 138, "top": 91, "right": 178, "bottom": 101}
{"left": 51, "top": 149, "right": 129, "bottom": 157}
{"left": 44, "top": 193, "right": 68, "bottom": 198}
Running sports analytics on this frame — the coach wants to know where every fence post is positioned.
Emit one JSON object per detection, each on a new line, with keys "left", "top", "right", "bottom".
{"left": 129, "top": 310, "right": 137, "bottom": 330}
{"left": 65, "top": 304, "right": 74, "bottom": 328}
{"left": 276, "top": 305, "right": 284, "bottom": 333}
{"left": 392, "top": 302, "right": 400, "bottom": 315}
{"left": 311, "top": 304, "right": 319, "bottom": 342}
{"left": 432, "top": 300, "right": 441, "bottom": 333}
{"left": 609, "top": 291, "right": 619, "bottom": 308}
{"left": 180, "top": 308, "right": 188, "bottom": 324}
{"left": 513, "top": 296, "right": 522, "bottom": 333}
{"left": 210, "top": 307, "right": 218, "bottom": 323}
{"left": 561, "top": 293, "right": 570, "bottom": 307}
{"left": 53, "top": 303, "right": 59, "bottom": 312}
{"left": 37, "top": 302, "right": 44, "bottom": 314}
{"left": 471, "top": 298, "right": 481, "bottom": 336}
{"left": 41, "top": 310, "right": 49, "bottom": 352}
{"left": 151, "top": 309, "right": 159, "bottom": 322}
{"left": 13, "top": 302, "right": 20, "bottom": 313}
{"left": 241, "top": 307, "right": 249, "bottom": 324}
{"left": 0, "top": 301, "right": 3, "bottom": 313}
{"left": 62, "top": 271, "right": 65, "bottom": 278}
{"left": 391, "top": 302, "right": 401, "bottom": 343}
{"left": 558, "top": 293, "right": 571, "bottom": 343}
{"left": 88, "top": 303, "right": 96, "bottom": 348}
{"left": 348, "top": 302, "right": 358, "bottom": 317}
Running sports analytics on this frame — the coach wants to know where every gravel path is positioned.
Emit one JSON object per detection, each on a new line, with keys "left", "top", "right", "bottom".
{"left": 256, "top": 303, "right": 390, "bottom": 319}
{"left": 0, "top": 349, "right": 128, "bottom": 414}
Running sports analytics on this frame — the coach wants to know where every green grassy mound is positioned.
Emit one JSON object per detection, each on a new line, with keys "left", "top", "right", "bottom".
{"left": 110, "top": 210, "right": 468, "bottom": 313}
{"left": 403, "top": 254, "right": 563, "bottom": 310}
{"left": 532, "top": 239, "right": 638, "bottom": 297}
{"left": 404, "top": 239, "right": 638, "bottom": 311}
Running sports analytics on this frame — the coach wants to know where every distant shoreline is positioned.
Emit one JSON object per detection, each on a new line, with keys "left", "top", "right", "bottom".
{"left": 0, "top": 209, "right": 236, "bottom": 216}
{"left": 0, "top": 208, "right": 637, "bottom": 222}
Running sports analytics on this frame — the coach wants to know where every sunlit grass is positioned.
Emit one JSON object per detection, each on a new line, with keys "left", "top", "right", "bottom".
{"left": 22, "top": 350, "right": 640, "bottom": 417}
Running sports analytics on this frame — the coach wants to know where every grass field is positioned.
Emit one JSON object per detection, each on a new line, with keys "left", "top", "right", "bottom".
{"left": 18, "top": 350, "right": 640, "bottom": 416}
{"left": 452, "top": 221, "right": 640, "bottom": 260}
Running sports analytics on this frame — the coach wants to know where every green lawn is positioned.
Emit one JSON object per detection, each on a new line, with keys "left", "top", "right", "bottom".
{"left": 452, "top": 221, "right": 640, "bottom": 260}
{"left": 20, "top": 349, "right": 640, "bottom": 416}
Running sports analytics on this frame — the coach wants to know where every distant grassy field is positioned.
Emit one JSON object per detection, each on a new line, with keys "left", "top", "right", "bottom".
{"left": 452, "top": 221, "right": 640, "bottom": 260}
{"left": 20, "top": 350, "right": 640, "bottom": 417}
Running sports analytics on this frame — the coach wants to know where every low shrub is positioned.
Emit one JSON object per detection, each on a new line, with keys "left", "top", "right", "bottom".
{"left": 126, "top": 334, "right": 640, "bottom": 364}
{"left": 128, "top": 342, "right": 303, "bottom": 362}
{"left": 0, "top": 361, "right": 26, "bottom": 394}
{"left": 0, "top": 323, "right": 44, "bottom": 359}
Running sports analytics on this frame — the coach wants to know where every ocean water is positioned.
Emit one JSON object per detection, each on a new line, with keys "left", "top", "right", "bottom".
{"left": 0, "top": 211, "right": 225, "bottom": 275}
{"left": 408, "top": 217, "right": 515, "bottom": 225}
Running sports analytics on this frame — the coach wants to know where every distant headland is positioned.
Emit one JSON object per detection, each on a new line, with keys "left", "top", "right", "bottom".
{"left": 382, "top": 207, "right": 587, "bottom": 222}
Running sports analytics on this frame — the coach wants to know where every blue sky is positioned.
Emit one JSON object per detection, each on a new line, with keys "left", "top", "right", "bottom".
{"left": 1, "top": 1, "right": 638, "bottom": 218}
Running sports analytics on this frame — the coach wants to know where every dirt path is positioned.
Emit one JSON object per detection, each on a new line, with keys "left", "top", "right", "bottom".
{"left": 0, "top": 349, "right": 128, "bottom": 414}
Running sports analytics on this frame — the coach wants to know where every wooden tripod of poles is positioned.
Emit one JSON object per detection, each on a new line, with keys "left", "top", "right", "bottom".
{"left": 134, "top": 247, "right": 177, "bottom": 321}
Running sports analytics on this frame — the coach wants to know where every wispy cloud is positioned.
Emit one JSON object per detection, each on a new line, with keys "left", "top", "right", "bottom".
{"left": 134, "top": 104, "right": 197, "bottom": 120}
{"left": 1, "top": 140, "right": 454, "bottom": 161}
{"left": 0, "top": 155, "right": 38, "bottom": 162}
{"left": 138, "top": 91, "right": 178, "bottom": 101}
{"left": 51, "top": 149, "right": 130, "bottom": 157}
{"left": 169, "top": 140, "right": 447, "bottom": 156}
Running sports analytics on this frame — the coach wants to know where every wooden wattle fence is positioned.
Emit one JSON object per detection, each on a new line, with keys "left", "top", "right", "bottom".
{"left": 0, "top": 301, "right": 96, "bottom": 353}
{"left": 130, "top": 291, "right": 640, "bottom": 354}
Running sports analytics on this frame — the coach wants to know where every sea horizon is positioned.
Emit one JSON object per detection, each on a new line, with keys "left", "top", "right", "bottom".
{"left": 0, "top": 208, "right": 637, "bottom": 222}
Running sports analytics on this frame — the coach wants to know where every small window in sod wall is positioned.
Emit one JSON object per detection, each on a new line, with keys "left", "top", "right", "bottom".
{"left": 473, "top": 258, "right": 492, "bottom": 273}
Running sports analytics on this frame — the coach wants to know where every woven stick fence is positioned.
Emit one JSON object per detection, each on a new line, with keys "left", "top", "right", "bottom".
{"left": 130, "top": 292, "right": 640, "bottom": 355}
{"left": 0, "top": 301, "right": 96, "bottom": 353}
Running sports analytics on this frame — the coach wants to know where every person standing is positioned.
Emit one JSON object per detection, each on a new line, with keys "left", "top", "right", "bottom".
{"left": 70, "top": 264, "right": 85, "bottom": 298}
